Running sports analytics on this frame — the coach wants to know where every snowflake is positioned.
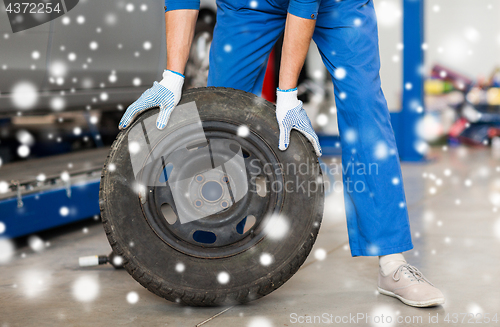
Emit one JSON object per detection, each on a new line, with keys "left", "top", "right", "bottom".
{"left": 263, "top": 214, "right": 289, "bottom": 240}
{"left": 464, "top": 27, "right": 480, "bottom": 42}
{"left": 248, "top": 317, "right": 273, "bottom": 327}
{"left": 344, "top": 129, "right": 357, "bottom": 143}
{"left": 17, "top": 145, "right": 30, "bottom": 157}
{"left": 50, "top": 61, "right": 67, "bottom": 77}
{"left": 109, "top": 73, "right": 117, "bottom": 83}
{"left": 334, "top": 67, "right": 346, "bottom": 80}
{"left": 314, "top": 248, "right": 327, "bottom": 261}
{"left": 28, "top": 235, "right": 45, "bottom": 252}
{"left": 72, "top": 275, "right": 100, "bottom": 302}
{"left": 127, "top": 291, "right": 139, "bottom": 304}
{"left": 374, "top": 141, "right": 389, "bottom": 160}
{"left": 59, "top": 206, "right": 69, "bottom": 216}
{"left": 316, "top": 113, "right": 328, "bottom": 126}
{"left": 374, "top": 1, "right": 402, "bottom": 27}
{"left": 50, "top": 97, "right": 65, "bottom": 111}
{"left": 61, "top": 171, "right": 70, "bottom": 181}
{"left": 259, "top": 253, "right": 273, "bottom": 266}
{"left": 21, "top": 270, "right": 51, "bottom": 298}
{"left": 128, "top": 141, "right": 140, "bottom": 154}
{"left": 0, "top": 238, "right": 14, "bottom": 264}
{"left": 217, "top": 271, "right": 230, "bottom": 284}
{"left": 414, "top": 140, "right": 429, "bottom": 155}
{"left": 12, "top": 82, "right": 38, "bottom": 110}
{"left": 16, "top": 130, "right": 35, "bottom": 145}
{"left": 112, "top": 255, "right": 123, "bottom": 266}
{"left": 175, "top": 263, "right": 185, "bottom": 273}
{"left": 237, "top": 125, "right": 250, "bottom": 137}
{"left": 370, "top": 305, "right": 395, "bottom": 327}
{"left": 105, "top": 14, "right": 117, "bottom": 25}
{"left": 467, "top": 303, "right": 483, "bottom": 315}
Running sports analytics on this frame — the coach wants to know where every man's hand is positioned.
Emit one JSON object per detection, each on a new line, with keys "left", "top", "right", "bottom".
{"left": 276, "top": 88, "right": 322, "bottom": 157}
{"left": 118, "top": 70, "right": 184, "bottom": 130}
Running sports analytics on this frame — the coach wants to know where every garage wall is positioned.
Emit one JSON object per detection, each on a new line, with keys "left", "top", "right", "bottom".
{"left": 424, "top": 0, "right": 500, "bottom": 78}
{"left": 376, "top": 0, "right": 500, "bottom": 111}
{"left": 375, "top": 0, "right": 403, "bottom": 111}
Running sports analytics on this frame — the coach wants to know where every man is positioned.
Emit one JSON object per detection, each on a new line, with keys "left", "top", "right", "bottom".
{"left": 118, "top": 0, "right": 445, "bottom": 307}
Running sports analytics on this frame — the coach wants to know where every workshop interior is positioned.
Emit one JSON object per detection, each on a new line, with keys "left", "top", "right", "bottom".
{"left": 1, "top": 0, "right": 500, "bottom": 326}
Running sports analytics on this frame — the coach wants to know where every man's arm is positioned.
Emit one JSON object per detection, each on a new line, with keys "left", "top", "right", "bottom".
{"left": 165, "top": 10, "right": 198, "bottom": 74}
{"left": 279, "top": 12, "right": 317, "bottom": 89}
{"left": 118, "top": 8, "right": 198, "bottom": 130}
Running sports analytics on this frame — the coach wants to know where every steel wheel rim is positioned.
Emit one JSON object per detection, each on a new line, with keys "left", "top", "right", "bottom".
{"left": 140, "top": 121, "right": 285, "bottom": 259}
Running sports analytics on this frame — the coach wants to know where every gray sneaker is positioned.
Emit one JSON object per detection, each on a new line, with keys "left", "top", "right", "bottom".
{"left": 378, "top": 264, "right": 445, "bottom": 307}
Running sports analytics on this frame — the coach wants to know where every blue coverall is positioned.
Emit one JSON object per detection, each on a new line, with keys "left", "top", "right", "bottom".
{"left": 165, "top": 0, "right": 413, "bottom": 257}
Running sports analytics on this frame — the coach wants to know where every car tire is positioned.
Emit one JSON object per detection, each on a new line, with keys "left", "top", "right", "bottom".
{"left": 99, "top": 87, "right": 324, "bottom": 306}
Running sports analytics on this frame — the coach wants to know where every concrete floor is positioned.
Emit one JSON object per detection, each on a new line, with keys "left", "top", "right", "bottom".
{"left": 1, "top": 146, "right": 500, "bottom": 327}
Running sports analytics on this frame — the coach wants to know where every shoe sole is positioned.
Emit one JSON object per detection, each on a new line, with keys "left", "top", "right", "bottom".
{"left": 377, "top": 287, "right": 445, "bottom": 308}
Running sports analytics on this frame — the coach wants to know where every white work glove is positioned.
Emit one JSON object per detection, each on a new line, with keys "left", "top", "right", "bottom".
{"left": 276, "top": 88, "right": 322, "bottom": 157}
{"left": 119, "top": 70, "right": 184, "bottom": 130}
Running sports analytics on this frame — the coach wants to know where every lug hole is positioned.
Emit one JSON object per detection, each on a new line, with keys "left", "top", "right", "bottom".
{"left": 193, "top": 230, "right": 216, "bottom": 244}
{"left": 236, "top": 215, "right": 257, "bottom": 234}
{"left": 161, "top": 203, "right": 177, "bottom": 225}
